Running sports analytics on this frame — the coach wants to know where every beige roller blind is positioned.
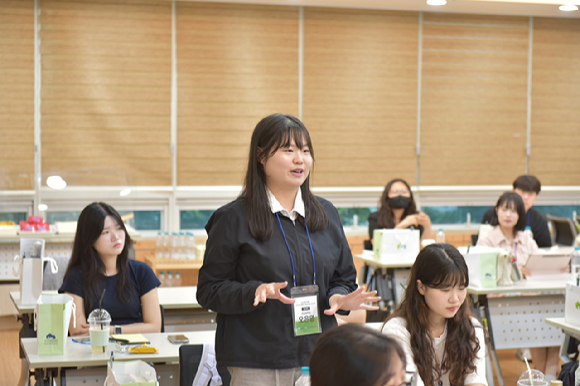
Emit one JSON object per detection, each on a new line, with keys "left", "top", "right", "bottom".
{"left": 0, "top": 0, "right": 34, "bottom": 190}
{"left": 530, "top": 18, "right": 580, "bottom": 186}
{"left": 176, "top": 2, "right": 299, "bottom": 186}
{"left": 303, "top": 8, "right": 419, "bottom": 187}
{"left": 420, "top": 13, "right": 529, "bottom": 186}
{"left": 40, "top": 0, "right": 172, "bottom": 187}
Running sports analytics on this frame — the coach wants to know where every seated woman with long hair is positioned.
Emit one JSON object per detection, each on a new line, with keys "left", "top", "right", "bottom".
{"left": 59, "top": 202, "right": 161, "bottom": 336}
{"left": 382, "top": 244, "right": 487, "bottom": 386}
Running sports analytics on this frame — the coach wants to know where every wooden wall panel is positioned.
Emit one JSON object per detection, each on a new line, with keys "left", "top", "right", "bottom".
{"left": 530, "top": 18, "right": 580, "bottom": 185}
{"left": 420, "top": 13, "right": 529, "bottom": 186}
{"left": 0, "top": 0, "right": 34, "bottom": 190}
{"left": 303, "top": 8, "right": 418, "bottom": 187}
{"left": 176, "top": 2, "right": 299, "bottom": 186}
{"left": 40, "top": 0, "right": 172, "bottom": 186}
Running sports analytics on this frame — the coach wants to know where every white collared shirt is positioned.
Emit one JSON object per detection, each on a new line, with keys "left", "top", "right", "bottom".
{"left": 266, "top": 188, "right": 305, "bottom": 224}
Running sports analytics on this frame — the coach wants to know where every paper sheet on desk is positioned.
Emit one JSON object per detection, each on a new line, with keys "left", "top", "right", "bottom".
{"left": 111, "top": 333, "right": 150, "bottom": 344}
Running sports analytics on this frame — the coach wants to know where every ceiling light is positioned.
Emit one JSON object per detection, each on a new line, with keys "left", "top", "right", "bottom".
{"left": 559, "top": 4, "right": 579, "bottom": 11}
{"left": 38, "top": 204, "right": 48, "bottom": 212}
{"left": 46, "top": 175, "right": 67, "bottom": 190}
{"left": 119, "top": 188, "right": 131, "bottom": 197}
{"left": 427, "top": 0, "right": 447, "bottom": 5}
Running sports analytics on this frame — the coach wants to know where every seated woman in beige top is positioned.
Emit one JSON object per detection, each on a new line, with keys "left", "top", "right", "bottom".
{"left": 476, "top": 192, "right": 538, "bottom": 272}
{"left": 477, "top": 192, "right": 560, "bottom": 380}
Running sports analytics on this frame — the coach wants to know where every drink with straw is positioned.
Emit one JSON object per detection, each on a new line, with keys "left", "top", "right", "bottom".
{"left": 88, "top": 308, "right": 111, "bottom": 354}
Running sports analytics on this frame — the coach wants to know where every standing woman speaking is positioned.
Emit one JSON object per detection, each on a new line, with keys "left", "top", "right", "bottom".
{"left": 197, "top": 114, "right": 379, "bottom": 386}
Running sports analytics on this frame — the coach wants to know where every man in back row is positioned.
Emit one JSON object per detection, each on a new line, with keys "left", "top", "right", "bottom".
{"left": 482, "top": 175, "right": 552, "bottom": 248}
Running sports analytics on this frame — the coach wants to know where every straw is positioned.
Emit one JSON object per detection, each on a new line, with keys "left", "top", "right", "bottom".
{"left": 524, "top": 357, "right": 533, "bottom": 386}
{"left": 98, "top": 288, "right": 106, "bottom": 330}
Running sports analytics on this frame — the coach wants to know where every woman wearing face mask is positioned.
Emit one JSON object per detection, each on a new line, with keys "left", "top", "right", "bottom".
{"left": 367, "top": 178, "right": 432, "bottom": 246}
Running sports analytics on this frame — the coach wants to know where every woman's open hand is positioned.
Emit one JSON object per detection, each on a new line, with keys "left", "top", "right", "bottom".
{"left": 324, "top": 287, "right": 380, "bottom": 316}
{"left": 254, "top": 281, "right": 296, "bottom": 306}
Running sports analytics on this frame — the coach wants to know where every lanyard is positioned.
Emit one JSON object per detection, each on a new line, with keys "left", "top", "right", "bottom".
{"left": 275, "top": 212, "right": 317, "bottom": 287}
{"left": 527, "top": 211, "right": 531, "bottom": 226}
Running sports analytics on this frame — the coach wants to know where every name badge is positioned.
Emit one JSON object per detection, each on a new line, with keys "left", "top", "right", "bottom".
{"left": 291, "top": 284, "right": 321, "bottom": 337}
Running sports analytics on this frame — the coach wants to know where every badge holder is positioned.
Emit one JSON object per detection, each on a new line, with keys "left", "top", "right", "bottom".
{"left": 291, "top": 284, "right": 321, "bottom": 337}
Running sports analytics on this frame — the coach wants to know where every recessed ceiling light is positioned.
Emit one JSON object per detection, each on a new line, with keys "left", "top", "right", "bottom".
{"left": 427, "top": 0, "right": 447, "bottom": 5}
{"left": 38, "top": 204, "right": 48, "bottom": 211}
{"left": 46, "top": 175, "right": 67, "bottom": 189}
{"left": 119, "top": 188, "right": 131, "bottom": 197}
{"left": 559, "top": 4, "right": 579, "bottom": 11}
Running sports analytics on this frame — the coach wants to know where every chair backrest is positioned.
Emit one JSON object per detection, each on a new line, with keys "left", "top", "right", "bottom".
{"left": 547, "top": 215, "right": 578, "bottom": 246}
{"left": 179, "top": 344, "right": 204, "bottom": 386}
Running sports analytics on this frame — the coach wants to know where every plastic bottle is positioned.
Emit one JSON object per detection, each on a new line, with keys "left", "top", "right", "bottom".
{"left": 175, "top": 271, "right": 182, "bottom": 287}
{"left": 571, "top": 246, "right": 580, "bottom": 281}
{"left": 551, "top": 380, "right": 563, "bottom": 386}
{"left": 171, "top": 233, "right": 179, "bottom": 259}
{"left": 166, "top": 271, "right": 174, "bottom": 287}
{"left": 158, "top": 271, "right": 166, "bottom": 287}
{"left": 295, "top": 367, "right": 310, "bottom": 386}
{"left": 162, "top": 233, "right": 171, "bottom": 259}
{"left": 436, "top": 228, "right": 445, "bottom": 243}
{"left": 186, "top": 232, "right": 197, "bottom": 260}
{"left": 524, "top": 226, "right": 533, "bottom": 240}
{"left": 155, "top": 232, "right": 163, "bottom": 258}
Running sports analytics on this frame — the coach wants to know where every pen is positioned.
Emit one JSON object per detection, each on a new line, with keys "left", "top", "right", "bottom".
{"left": 72, "top": 338, "right": 91, "bottom": 344}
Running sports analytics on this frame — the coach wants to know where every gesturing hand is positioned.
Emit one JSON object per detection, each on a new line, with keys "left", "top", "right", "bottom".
{"left": 324, "top": 287, "right": 380, "bottom": 316}
{"left": 254, "top": 281, "right": 296, "bottom": 306}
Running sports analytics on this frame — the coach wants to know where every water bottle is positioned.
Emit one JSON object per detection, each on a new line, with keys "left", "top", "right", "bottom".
{"left": 159, "top": 271, "right": 166, "bottom": 287}
{"left": 524, "top": 226, "right": 533, "bottom": 240}
{"left": 175, "top": 271, "right": 182, "bottom": 287}
{"left": 155, "top": 232, "right": 163, "bottom": 258}
{"left": 162, "top": 232, "right": 171, "bottom": 259}
{"left": 436, "top": 228, "right": 445, "bottom": 243}
{"left": 166, "top": 271, "right": 174, "bottom": 287}
{"left": 186, "top": 232, "right": 197, "bottom": 260}
{"left": 295, "top": 367, "right": 310, "bottom": 386}
{"left": 571, "top": 246, "right": 580, "bottom": 281}
{"left": 171, "top": 233, "right": 179, "bottom": 259}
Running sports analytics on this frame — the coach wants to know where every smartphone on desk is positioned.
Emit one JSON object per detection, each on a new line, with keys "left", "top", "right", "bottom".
{"left": 168, "top": 334, "right": 189, "bottom": 344}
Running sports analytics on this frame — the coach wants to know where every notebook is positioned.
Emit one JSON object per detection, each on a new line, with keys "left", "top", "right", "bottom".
{"left": 111, "top": 333, "right": 150, "bottom": 344}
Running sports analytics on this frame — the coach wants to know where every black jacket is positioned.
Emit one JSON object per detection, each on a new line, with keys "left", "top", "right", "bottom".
{"left": 197, "top": 197, "right": 357, "bottom": 369}
{"left": 481, "top": 207, "right": 552, "bottom": 248}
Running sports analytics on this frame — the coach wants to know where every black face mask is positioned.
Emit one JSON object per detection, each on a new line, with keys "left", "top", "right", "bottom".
{"left": 388, "top": 196, "right": 411, "bottom": 209}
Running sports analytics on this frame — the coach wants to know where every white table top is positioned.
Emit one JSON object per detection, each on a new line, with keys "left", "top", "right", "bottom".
{"left": 10, "top": 286, "right": 200, "bottom": 314}
{"left": 545, "top": 317, "right": 580, "bottom": 340}
{"left": 353, "top": 253, "right": 414, "bottom": 269}
{"left": 467, "top": 279, "right": 567, "bottom": 295}
{"left": 21, "top": 330, "right": 216, "bottom": 368}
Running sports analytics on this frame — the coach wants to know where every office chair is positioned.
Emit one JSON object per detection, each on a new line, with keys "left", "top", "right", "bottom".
{"left": 179, "top": 344, "right": 230, "bottom": 386}
{"left": 547, "top": 214, "right": 578, "bottom": 246}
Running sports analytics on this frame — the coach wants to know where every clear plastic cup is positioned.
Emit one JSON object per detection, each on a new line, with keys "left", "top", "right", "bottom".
{"left": 87, "top": 309, "right": 111, "bottom": 354}
{"left": 517, "top": 369, "right": 548, "bottom": 386}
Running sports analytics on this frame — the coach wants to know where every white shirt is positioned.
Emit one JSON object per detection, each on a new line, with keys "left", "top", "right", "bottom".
{"left": 382, "top": 317, "right": 488, "bottom": 386}
{"left": 266, "top": 188, "right": 305, "bottom": 224}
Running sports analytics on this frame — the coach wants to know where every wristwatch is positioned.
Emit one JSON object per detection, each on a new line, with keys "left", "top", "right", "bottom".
{"left": 114, "top": 325, "right": 122, "bottom": 334}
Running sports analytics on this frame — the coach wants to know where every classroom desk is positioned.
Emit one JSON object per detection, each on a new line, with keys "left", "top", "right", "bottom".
{"left": 469, "top": 280, "right": 566, "bottom": 386}
{"left": 353, "top": 253, "right": 413, "bottom": 319}
{"left": 10, "top": 287, "right": 212, "bottom": 386}
{"left": 21, "top": 330, "right": 216, "bottom": 386}
{"left": 545, "top": 317, "right": 580, "bottom": 363}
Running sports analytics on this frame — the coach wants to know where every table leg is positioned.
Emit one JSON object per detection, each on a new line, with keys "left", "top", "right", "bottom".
{"left": 480, "top": 295, "right": 505, "bottom": 386}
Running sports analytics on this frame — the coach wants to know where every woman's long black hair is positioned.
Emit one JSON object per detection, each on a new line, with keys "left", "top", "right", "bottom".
{"left": 388, "top": 244, "right": 483, "bottom": 386}
{"left": 240, "top": 113, "right": 328, "bottom": 241}
{"left": 62, "top": 202, "right": 134, "bottom": 318}
{"left": 376, "top": 178, "right": 417, "bottom": 229}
